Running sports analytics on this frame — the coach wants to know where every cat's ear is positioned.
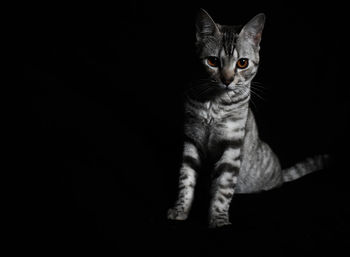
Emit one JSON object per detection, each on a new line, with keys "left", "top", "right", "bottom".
{"left": 239, "top": 13, "right": 265, "bottom": 47}
{"left": 195, "top": 8, "right": 220, "bottom": 41}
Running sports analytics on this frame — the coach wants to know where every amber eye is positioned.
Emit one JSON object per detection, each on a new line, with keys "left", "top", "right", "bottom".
{"left": 236, "top": 58, "right": 249, "bottom": 69}
{"left": 207, "top": 57, "right": 219, "bottom": 67}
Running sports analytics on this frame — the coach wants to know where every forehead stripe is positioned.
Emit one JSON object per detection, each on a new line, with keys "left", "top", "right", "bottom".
{"left": 222, "top": 27, "right": 237, "bottom": 56}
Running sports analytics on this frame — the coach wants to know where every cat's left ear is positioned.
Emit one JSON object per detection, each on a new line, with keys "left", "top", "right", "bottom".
{"left": 195, "top": 9, "right": 220, "bottom": 41}
{"left": 239, "top": 13, "right": 265, "bottom": 48}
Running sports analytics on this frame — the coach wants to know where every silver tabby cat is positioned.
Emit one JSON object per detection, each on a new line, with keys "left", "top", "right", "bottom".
{"left": 167, "top": 9, "right": 329, "bottom": 228}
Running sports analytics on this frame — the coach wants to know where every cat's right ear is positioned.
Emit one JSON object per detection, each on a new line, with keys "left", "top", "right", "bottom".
{"left": 195, "top": 9, "right": 220, "bottom": 41}
{"left": 238, "top": 13, "right": 265, "bottom": 48}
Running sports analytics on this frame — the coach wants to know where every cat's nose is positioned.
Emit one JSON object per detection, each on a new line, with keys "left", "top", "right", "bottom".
{"left": 222, "top": 77, "right": 234, "bottom": 86}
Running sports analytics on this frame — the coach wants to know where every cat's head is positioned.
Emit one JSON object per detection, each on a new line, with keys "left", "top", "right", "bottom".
{"left": 195, "top": 9, "right": 265, "bottom": 94}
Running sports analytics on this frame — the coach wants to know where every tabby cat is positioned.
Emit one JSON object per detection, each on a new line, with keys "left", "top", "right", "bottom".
{"left": 167, "top": 9, "right": 329, "bottom": 228}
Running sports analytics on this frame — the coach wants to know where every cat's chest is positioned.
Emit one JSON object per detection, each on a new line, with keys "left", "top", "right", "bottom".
{"left": 185, "top": 100, "right": 248, "bottom": 148}
{"left": 198, "top": 101, "right": 245, "bottom": 127}
{"left": 198, "top": 101, "right": 222, "bottom": 125}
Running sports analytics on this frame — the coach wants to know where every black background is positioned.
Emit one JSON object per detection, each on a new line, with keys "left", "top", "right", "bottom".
{"left": 22, "top": 1, "right": 349, "bottom": 253}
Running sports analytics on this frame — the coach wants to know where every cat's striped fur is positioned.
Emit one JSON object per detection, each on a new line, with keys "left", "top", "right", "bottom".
{"left": 167, "top": 9, "right": 329, "bottom": 228}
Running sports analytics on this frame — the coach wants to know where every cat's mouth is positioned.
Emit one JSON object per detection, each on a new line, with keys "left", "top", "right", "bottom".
{"left": 226, "top": 84, "right": 235, "bottom": 91}
{"left": 214, "top": 82, "right": 248, "bottom": 97}
{"left": 222, "top": 83, "right": 243, "bottom": 92}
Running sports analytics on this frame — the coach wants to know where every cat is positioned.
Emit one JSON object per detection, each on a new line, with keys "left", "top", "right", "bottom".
{"left": 167, "top": 9, "right": 329, "bottom": 228}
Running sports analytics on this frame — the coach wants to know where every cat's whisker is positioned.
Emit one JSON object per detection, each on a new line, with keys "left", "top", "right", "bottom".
{"left": 251, "top": 81, "right": 267, "bottom": 87}
{"left": 235, "top": 86, "right": 249, "bottom": 97}
{"left": 250, "top": 91, "right": 264, "bottom": 102}
{"left": 250, "top": 88, "right": 266, "bottom": 101}
{"left": 236, "top": 86, "right": 255, "bottom": 107}
{"left": 251, "top": 86, "right": 268, "bottom": 93}
{"left": 251, "top": 83, "right": 267, "bottom": 90}
{"left": 243, "top": 88, "right": 251, "bottom": 99}
{"left": 251, "top": 87, "right": 267, "bottom": 95}
{"left": 250, "top": 87, "right": 268, "bottom": 100}
{"left": 249, "top": 96, "right": 257, "bottom": 109}
{"left": 196, "top": 85, "right": 213, "bottom": 98}
{"left": 251, "top": 82, "right": 270, "bottom": 92}
{"left": 185, "top": 81, "right": 214, "bottom": 95}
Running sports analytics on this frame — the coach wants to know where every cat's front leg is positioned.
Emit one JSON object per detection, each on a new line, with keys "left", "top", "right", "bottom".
{"left": 209, "top": 147, "right": 241, "bottom": 228}
{"left": 167, "top": 141, "right": 201, "bottom": 221}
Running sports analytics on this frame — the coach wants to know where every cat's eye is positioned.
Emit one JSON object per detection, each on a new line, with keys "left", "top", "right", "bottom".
{"left": 236, "top": 58, "right": 249, "bottom": 69}
{"left": 207, "top": 57, "right": 219, "bottom": 67}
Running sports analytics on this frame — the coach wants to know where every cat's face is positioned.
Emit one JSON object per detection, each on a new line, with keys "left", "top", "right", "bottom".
{"left": 195, "top": 9, "right": 265, "bottom": 94}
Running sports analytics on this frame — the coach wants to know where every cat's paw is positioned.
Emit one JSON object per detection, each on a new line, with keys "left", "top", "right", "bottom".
{"left": 208, "top": 218, "right": 232, "bottom": 228}
{"left": 167, "top": 207, "right": 188, "bottom": 220}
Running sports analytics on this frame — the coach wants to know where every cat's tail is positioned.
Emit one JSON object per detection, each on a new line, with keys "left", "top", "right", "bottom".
{"left": 282, "top": 154, "right": 330, "bottom": 182}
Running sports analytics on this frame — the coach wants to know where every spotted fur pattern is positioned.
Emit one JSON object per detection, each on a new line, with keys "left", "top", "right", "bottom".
{"left": 167, "top": 9, "right": 329, "bottom": 228}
